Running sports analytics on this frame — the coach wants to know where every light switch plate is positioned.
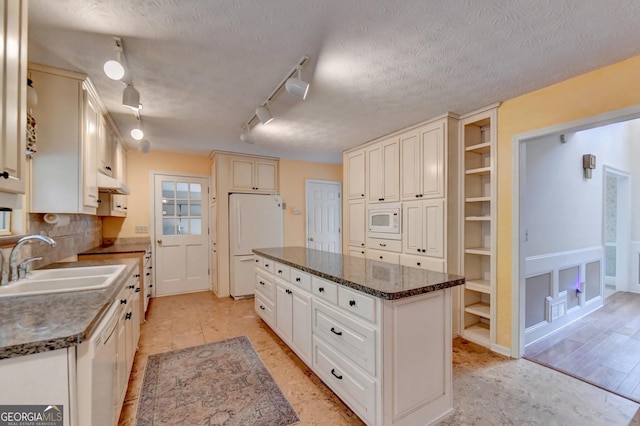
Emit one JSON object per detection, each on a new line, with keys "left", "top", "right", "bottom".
{"left": 135, "top": 225, "right": 148, "bottom": 234}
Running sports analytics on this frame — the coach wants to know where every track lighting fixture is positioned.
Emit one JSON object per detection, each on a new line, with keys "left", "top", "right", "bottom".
{"left": 240, "top": 56, "right": 310, "bottom": 139}
{"left": 240, "top": 125, "right": 254, "bottom": 144}
{"left": 131, "top": 112, "right": 144, "bottom": 140}
{"left": 122, "top": 84, "right": 141, "bottom": 110}
{"left": 139, "top": 139, "right": 150, "bottom": 153}
{"left": 104, "top": 37, "right": 125, "bottom": 80}
{"left": 255, "top": 105, "right": 273, "bottom": 125}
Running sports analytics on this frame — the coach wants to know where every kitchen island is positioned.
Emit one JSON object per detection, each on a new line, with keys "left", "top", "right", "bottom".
{"left": 252, "top": 247, "right": 465, "bottom": 426}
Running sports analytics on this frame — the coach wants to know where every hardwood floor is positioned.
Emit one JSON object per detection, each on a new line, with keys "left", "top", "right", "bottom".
{"left": 524, "top": 291, "right": 640, "bottom": 402}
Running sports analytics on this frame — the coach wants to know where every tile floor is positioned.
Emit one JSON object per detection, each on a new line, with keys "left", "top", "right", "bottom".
{"left": 119, "top": 291, "right": 640, "bottom": 426}
{"left": 525, "top": 291, "right": 640, "bottom": 403}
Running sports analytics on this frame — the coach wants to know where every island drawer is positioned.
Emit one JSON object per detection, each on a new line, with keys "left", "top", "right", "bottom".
{"left": 290, "top": 269, "right": 311, "bottom": 292}
{"left": 260, "top": 257, "right": 275, "bottom": 274}
{"left": 255, "top": 291, "right": 275, "bottom": 327}
{"left": 312, "top": 336, "right": 376, "bottom": 425}
{"left": 311, "top": 276, "right": 338, "bottom": 304}
{"left": 366, "top": 237, "right": 402, "bottom": 253}
{"left": 338, "top": 287, "right": 378, "bottom": 323}
{"left": 274, "top": 262, "right": 291, "bottom": 281}
{"left": 312, "top": 299, "right": 376, "bottom": 376}
{"left": 255, "top": 271, "right": 274, "bottom": 300}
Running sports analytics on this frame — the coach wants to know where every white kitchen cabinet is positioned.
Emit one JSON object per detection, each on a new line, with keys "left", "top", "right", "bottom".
{"left": 366, "top": 248, "right": 400, "bottom": 264}
{"left": 97, "top": 138, "right": 128, "bottom": 217}
{"left": 347, "top": 199, "right": 366, "bottom": 249}
{"left": 400, "top": 120, "right": 445, "bottom": 200}
{"left": 230, "top": 156, "right": 278, "bottom": 192}
{"left": 346, "top": 149, "right": 366, "bottom": 199}
{"left": 275, "top": 277, "right": 312, "bottom": 364}
{"left": 367, "top": 137, "right": 399, "bottom": 203}
{"left": 0, "top": 0, "right": 28, "bottom": 195}
{"left": 403, "top": 199, "right": 444, "bottom": 258}
{"left": 97, "top": 115, "right": 116, "bottom": 177}
{"left": 30, "top": 64, "right": 102, "bottom": 214}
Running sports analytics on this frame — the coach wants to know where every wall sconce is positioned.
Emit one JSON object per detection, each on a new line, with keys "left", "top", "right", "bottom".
{"left": 583, "top": 154, "right": 596, "bottom": 179}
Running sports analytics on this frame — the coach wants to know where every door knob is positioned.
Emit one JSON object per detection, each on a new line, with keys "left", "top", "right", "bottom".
{"left": 308, "top": 237, "right": 314, "bottom": 241}
{"left": 157, "top": 239, "right": 163, "bottom": 245}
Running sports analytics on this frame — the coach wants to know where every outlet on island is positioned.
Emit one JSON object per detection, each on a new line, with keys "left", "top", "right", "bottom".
{"left": 135, "top": 226, "right": 149, "bottom": 234}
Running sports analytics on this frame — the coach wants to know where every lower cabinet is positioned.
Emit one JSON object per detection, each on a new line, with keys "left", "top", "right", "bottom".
{"left": 254, "top": 255, "right": 453, "bottom": 426}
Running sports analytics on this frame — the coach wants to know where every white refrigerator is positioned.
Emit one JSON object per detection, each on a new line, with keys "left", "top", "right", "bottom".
{"left": 229, "top": 193, "right": 283, "bottom": 299}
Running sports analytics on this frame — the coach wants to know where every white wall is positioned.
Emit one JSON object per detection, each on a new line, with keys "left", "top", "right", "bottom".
{"left": 629, "top": 120, "right": 640, "bottom": 241}
{"left": 525, "top": 120, "right": 633, "bottom": 256}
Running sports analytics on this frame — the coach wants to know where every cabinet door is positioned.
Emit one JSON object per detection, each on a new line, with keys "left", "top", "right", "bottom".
{"left": 131, "top": 289, "right": 141, "bottom": 353}
{"left": 115, "top": 313, "right": 127, "bottom": 402}
{"left": 0, "top": 0, "right": 27, "bottom": 194}
{"left": 403, "top": 201, "right": 424, "bottom": 255}
{"left": 347, "top": 200, "right": 365, "bottom": 247}
{"left": 381, "top": 138, "right": 399, "bottom": 202}
{"left": 346, "top": 150, "right": 366, "bottom": 199}
{"left": 231, "top": 158, "right": 254, "bottom": 190}
{"left": 275, "top": 282, "right": 293, "bottom": 343}
{"left": 125, "top": 303, "right": 134, "bottom": 373}
{"left": 83, "top": 93, "right": 99, "bottom": 208}
{"left": 366, "top": 144, "right": 383, "bottom": 202}
{"left": 255, "top": 160, "right": 277, "bottom": 191}
{"left": 97, "top": 116, "right": 115, "bottom": 176}
{"left": 348, "top": 247, "right": 366, "bottom": 258}
{"left": 291, "top": 288, "right": 312, "bottom": 364}
{"left": 400, "top": 131, "right": 421, "bottom": 200}
{"left": 420, "top": 122, "right": 445, "bottom": 199}
{"left": 423, "top": 199, "right": 444, "bottom": 258}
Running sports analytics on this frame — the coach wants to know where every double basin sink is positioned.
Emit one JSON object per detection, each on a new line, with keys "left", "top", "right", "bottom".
{"left": 0, "top": 264, "right": 126, "bottom": 298}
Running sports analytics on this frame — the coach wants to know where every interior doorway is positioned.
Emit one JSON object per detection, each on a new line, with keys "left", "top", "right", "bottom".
{"left": 603, "top": 167, "right": 631, "bottom": 298}
{"left": 305, "top": 180, "right": 341, "bottom": 253}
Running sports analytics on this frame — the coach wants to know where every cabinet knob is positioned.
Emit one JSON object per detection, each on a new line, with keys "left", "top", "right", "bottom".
{"left": 259, "top": 305, "right": 266, "bottom": 310}
{"left": 128, "top": 285, "right": 135, "bottom": 289}
{"left": 285, "top": 289, "right": 292, "bottom": 295}
{"left": 120, "top": 299, "right": 127, "bottom": 304}
{"left": 318, "top": 287, "right": 324, "bottom": 293}
{"left": 135, "top": 274, "right": 140, "bottom": 278}
{"left": 278, "top": 270, "right": 282, "bottom": 274}
{"left": 415, "top": 194, "right": 419, "bottom": 198}
{"left": 361, "top": 194, "right": 364, "bottom": 197}
{"left": 295, "top": 277, "right": 301, "bottom": 282}
{"left": 417, "top": 262, "right": 421, "bottom": 266}
{"left": 422, "top": 249, "right": 426, "bottom": 253}
{"left": 361, "top": 251, "right": 365, "bottom": 254}
{"left": 106, "top": 166, "right": 112, "bottom": 171}
{"left": 361, "top": 243, "right": 364, "bottom": 247}
{"left": 417, "top": 248, "right": 421, "bottom": 253}
{"left": 0, "top": 171, "right": 9, "bottom": 179}
{"left": 349, "top": 300, "right": 356, "bottom": 307}
{"left": 379, "top": 256, "right": 383, "bottom": 259}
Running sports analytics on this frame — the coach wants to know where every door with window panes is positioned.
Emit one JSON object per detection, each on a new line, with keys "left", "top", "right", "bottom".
{"left": 154, "top": 174, "right": 210, "bottom": 295}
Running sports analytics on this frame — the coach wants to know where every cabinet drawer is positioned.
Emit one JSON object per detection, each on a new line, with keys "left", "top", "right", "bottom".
{"left": 313, "top": 300, "right": 376, "bottom": 376}
{"left": 260, "top": 257, "right": 275, "bottom": 274}
{"left": 338, "top": 287, "right": 378, "bottom": 323}
{"left": 366, "top": 237, "right": 402, "bottom": 253}
{"left": 399, "top": 254, "right": 445, "bottom": 272}
{"left": 274, "top": 262, "right": 291, "bottom": 281}
{"left": 366, "top": 249, "right": 400, "bottom": 264}
{"left": 254, "top": 256, "right": 264, "bottom": 269}
{"left": 255, "top": 271, "right": 274, "bottom": 301}
{"left": 311, "top": 277, "right": 338, "bottom": 304}
{"left": 255, "top": 291, "right": 275, "bottom": 327}
{"left": 312, "top": 336, "right": 376, "bottom": 425}
{"left": 290, "top": 268, "right": 311, "bottom": 292}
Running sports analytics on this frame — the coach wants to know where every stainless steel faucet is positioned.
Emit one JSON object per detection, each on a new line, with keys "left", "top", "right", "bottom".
{"left": 9, "top": 235, "right": 56, "bottom": 282}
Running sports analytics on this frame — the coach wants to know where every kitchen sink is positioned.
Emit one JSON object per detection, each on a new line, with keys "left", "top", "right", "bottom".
{"left": 0, "top": 264, "right": 126, "bottom": 298}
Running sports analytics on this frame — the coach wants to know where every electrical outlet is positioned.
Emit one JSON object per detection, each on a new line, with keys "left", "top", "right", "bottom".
{"left": 135, "top": 226, "right": 148, "bottom": 234}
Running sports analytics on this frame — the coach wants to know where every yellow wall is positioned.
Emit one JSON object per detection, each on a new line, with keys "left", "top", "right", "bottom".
{"left": 103, "top": 150, "right": 211, "bottom": 238}
{"left": 278, "top": 159, "right": 343, "bottom": 246}
{"left": 496, "top": 54, "right": 640, "bottom": 348}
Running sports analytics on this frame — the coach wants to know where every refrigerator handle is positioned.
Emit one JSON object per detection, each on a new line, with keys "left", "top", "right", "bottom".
{"left": 239, "top": 257, "right": 254, "bottom": 262}
{"left": 236, "top": 204, "right": 242, "bottom": 250}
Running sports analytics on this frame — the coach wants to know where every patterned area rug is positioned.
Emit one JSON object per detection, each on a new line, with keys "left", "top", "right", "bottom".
{"left": 136, "top": 336, "right": 299, "bottom": 426}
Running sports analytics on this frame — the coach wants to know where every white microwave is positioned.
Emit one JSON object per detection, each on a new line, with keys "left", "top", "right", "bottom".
{"left": 367, "top": 202, "right": 402, "bottom": 240}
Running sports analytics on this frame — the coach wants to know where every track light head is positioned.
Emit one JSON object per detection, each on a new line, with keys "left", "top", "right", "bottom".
{"left": 256, "top": 105, "right": 273, "bottom": 125}
{"left": 122, "top": 84, "right": 141, "bottom": 110}
{"left": 104, "top": 59, "right": 125, "bottom": 80}
{"left": 285, "top": 77, "right": 309, "bottom": 100}
{"left": 139, "top": 139, "right": 150, "bottom": 153}
{"left": 131, "top": 127, "right": 144, "bottom": 140}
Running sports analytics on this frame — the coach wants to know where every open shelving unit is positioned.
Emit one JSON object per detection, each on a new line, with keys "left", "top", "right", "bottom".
{"left": 459, "top": 104, "right": 498, "bottom": 349}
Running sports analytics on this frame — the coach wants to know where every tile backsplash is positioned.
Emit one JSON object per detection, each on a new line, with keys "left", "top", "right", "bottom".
{"left": 26, "top": 213, "right": 102, "bottom": 268}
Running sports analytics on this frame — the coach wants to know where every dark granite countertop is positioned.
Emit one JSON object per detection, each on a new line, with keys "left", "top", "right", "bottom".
{"left": 0, "top": 259, "right": 138, "bottom": 360}
{"left": 252, "top": 247, "right": 465, "bottom": 300}
{"left": 80, "top": 241, "right": 150, "bottom": 255}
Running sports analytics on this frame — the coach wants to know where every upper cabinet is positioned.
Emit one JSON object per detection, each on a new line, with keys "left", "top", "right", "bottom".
{"left": 230, "top": 157, "right": 278, "bottom": 193}
{"left": 0, "top": 0, "right": 28, "bottom": 195}
{"left": 29, "top": 64, "right": 101, "bottom": 214}
{"left": 98, "top": 139, "right": 127, "bottom": 217}
{"left": 400, "top": 120, "right": 445, "bottom": 200}
{"left": 366, "top": 137, "right": 399, "bottom": 203}
{"left": 346, "top": 150, "right": 365, "bottom": 199}
{"left": 97, "top": 116, "right": 116, "bottom": 177}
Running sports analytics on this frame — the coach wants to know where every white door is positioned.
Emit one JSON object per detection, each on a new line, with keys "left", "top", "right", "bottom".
{"left": 306, "top": 180, "right": 342, "bottom": 253}
{"left": 154, "top": 174, "right": 210, "bottom": 296}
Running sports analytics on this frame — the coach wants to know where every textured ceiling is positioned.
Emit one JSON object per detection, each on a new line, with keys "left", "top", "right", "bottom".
{"left": 27, "top": 0, "right": 640, "bottom": 163}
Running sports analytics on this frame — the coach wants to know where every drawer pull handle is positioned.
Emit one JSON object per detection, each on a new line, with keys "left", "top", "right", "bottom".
{"left": 286, "top": 289, "right": 292, "bottom": 295}
{"left": 120, "top": 299, "right": 127, "bottom": 305}
{"left": 330, "top": 327, "right": 342, "bottom": 336}
{"left": 295, "top": 277, "right": 301, "bottom": 282}
{"left": 259, "top": 305, "right": 266, "bottom": 310}
{"left": 125, "top": 312, "right": 132, "bottom": 320}
{"left": 379, "top": 243, "right": 386, "bottom": 247}
{"left": 135, "top": 287, "right": 141, "bottom": 292}
{"left": 318, "top": 287, "right": 325, "bottom": 293}
{"left": 128, "top": 285, "right": 135, "bottom": 289}
{"left": 278, "top": 270, "right": 282, "bottom": 274}
{"left": 331, "top": 369, "right": 343, "bottom": 380}
{"left": 349, "top": 300, "right": 356, "bottom": 307}
{"left": 135, "top": 274, "right": 141, "bottom": 278}
{"left": 259, "top": 281, "right": 265, "bottom": 286}
{"left": 0, "top": 171, "right": 9, "bottom": 179}
{"left": 265, "top": 264, "right": 269, "bottom": 267}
